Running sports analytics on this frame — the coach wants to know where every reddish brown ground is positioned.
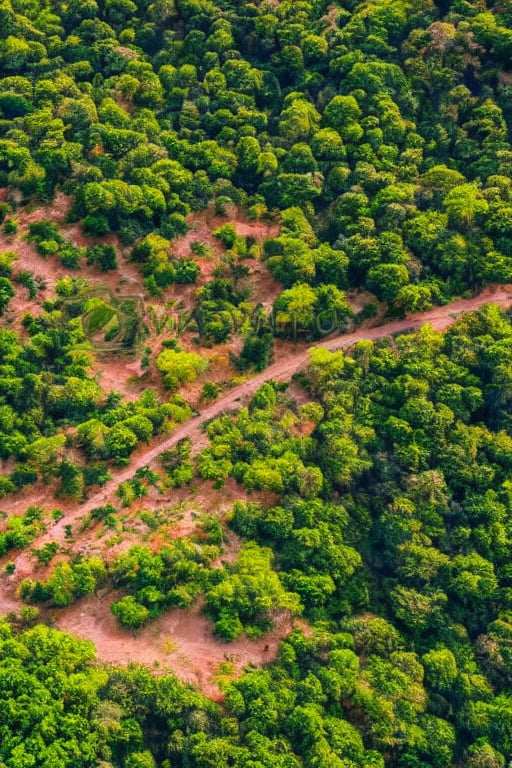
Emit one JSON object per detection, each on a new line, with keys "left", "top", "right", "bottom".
{"left": 162, "top": 208, "right": 281, "bottom": 312}
{"left": 171, "top": 209, "right": 278, "bottom": 262}
{"left": 1, "top": 475, "right": 266, "bottom": 578}
{"left": 53, "top": 594, "right": 293, "bottom": 699}
{"left": 4, "top": 283, "right": 512, "bottom": 550}
{"left": 1, "top": 196, "right": 281, "bottom": 404}
{"left": 3, "top": 194, "right": 512, "bottom": 695}
{"left": 92, "top": 355, "right": 148, "bottom": 402}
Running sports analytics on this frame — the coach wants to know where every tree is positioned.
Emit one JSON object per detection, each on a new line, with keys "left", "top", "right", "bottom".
{"left": 26, "top": 434, "right": 66, "bottom": 475}
{"left": 111, "top": 595, "right": 150, "bottom": 629}
{"left": 278, "top": 97, "right": 321, "bottom": 142}
{"left": 311, "top": 128, "right": 346, "bottom": 161}
{"left": 395, "top": 284, "right": 433, "bottom": 313}
{"left": 464, "top": 742, "right": 506, "bottom": 768}
{"left": 266, "top": 237, "right": 316, "bottom": 286}
{"left": 156, "top": 349, "right": 208, "bottom": 390}
{"left": 323, "top": 95, "right": 363, "bottom": 143}
{"left": 366, "top": 263, "right": 410, "bottom": 302}
{"left": 422, "top": 647, "right": 458, "bottom": 693}
{"left": 105, "top": 423, "right": 138, "bottom": 460}
{"left": 57, "top": 460, "right": 85, "bottom": 499}
{"left": 0, "top": 276, "right": 14, "bottom": 314}
{"left": 273, "top": 283, "right": 317, "bottom": 338}
{"left": 443, "top": 183, "right": 489, "bottom": 228}
{"left": 86, "top": 244, "right": 118, "bottom": 271}
{"left": 205, "top": 542, "right": 301, "bottom": 639}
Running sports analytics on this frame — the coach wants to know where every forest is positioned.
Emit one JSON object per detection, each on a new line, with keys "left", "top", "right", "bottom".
{"left": 2, "top": 0, "right": 512, "bottom": 766}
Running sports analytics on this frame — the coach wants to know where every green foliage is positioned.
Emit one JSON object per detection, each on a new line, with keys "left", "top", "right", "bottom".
{"left": 205, "top": 542, "right": 301, "bottom": 639}
{"left": 82, "top": 462, "right": 111, "bottom": 487}
{"left": 86, "top": 243, "right": 118, "bottom": 271}
{"left": 111, "top": 595, "right": 150, "bottom": 629}
{"left": 174, "top": 257, "right": 199, "bottom": 284}
{"left": 0, "top": 504, "right": 45, "bottom": 556}
{"left": 3, "top": 1, "right": 512, "bottom": 765}
{"left": 82, "top": 297, "right": 117, "bottom": 335}
{"left": 0, "top": 250, "right": 17, "bottom": 276}
{"left": 234, "top": 329, "right": 274, "bottom": 372}
{"left": 20, "top": 557, "right": 107, "bottom": 607}
{"left": 194, "top": 277, "right": 249, "bottom": 344}
{"left": 156, "top": 348, "right": 208, "bottom": 390}
{"left": 0, "top": 0, "right": 508, "bottom": 306}
{"left": 186, "top": 307, "right": 512, "bottom": 764}
{"left": 57, "top": 459, "right": 85, "bottom": 499}
{"left": 213, "top": 223, "right": 237, "bottom": 249}
{"left": 2, "top": 217, "right": 17, "bottom": 235}
{"left": 110, "top": 539, "right": 218, "bottom": 624}
{"left": 0, "top": 621, "right": 219, "bottom": 768}
{"left": 82, "top": 213, "right": 110, "bottom": 236}
{"left": 160, "top": 437, "right": 194, "bottom": 487}
{"left": 74, "top": 388, "right": 181, "bottom": 465}
{"left": 196, "top": 385, "right": 323, "bottom": 496}
{"left": 0, "top": 276, "right": 14, "bottom": 314}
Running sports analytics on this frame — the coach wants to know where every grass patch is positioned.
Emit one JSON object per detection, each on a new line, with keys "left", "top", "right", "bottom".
{"left": 82, "top": 298, "right": 118, "bottom": 336}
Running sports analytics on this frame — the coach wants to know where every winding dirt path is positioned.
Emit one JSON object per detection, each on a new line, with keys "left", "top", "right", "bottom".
{"left": 2, "top": 283, "right": 512, "bottom": 694}
{"left": 6, "top": 284, "right": 512, "bottom": 537}
{"left": 61, "top": 284, "right": 512, "bottom": 514}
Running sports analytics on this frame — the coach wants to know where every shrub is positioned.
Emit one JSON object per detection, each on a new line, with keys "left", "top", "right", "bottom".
{"left": 82, "top": 214, "right": 111, "bottom": 236}
{"left": 86, "top": 244, "right": 118, "bottom": 271}
{"left": 156, "top": 349, "right": 208, "bottom": 390}
{"left": 111, "top": 595, "right": 150, "bottom": 629}
{"left": 213, "top": 223, "right": 237, "bottom": 249}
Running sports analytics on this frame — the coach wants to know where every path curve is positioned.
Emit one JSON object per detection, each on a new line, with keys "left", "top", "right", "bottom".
{"left": 7, "top": 284, "right": 512, "bottom": 550}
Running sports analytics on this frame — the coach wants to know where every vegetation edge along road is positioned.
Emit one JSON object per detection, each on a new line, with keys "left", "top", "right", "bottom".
{"left": 8, "top": 284, "right": 512, "bottom": 547}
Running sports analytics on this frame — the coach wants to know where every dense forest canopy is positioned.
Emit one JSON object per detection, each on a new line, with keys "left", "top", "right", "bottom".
{"left": 2, "top": 0, "right": 512, "bottom": 303}
{"left": 3, "top": 0, "right": 512, "bottom": 767}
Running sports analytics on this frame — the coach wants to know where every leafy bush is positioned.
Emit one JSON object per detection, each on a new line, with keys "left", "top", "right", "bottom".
{"left": 156, "top": 348, "right": 208, "bottom": 390}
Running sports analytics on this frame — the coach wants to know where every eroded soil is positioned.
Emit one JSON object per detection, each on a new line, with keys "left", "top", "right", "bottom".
{"left": 3, "top": 285, "right": 512, "bottom": 572}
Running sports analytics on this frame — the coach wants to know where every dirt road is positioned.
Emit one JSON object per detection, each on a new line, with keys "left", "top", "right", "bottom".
{"left": 6, "top": 284, "right": 512, "bottom": 541}
{"left": 2, "top": 284, "right": 512, "bottom": 693}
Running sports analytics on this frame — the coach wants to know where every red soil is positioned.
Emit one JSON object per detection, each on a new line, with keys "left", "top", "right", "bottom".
{"left": 4, "top": 282, "right": 512, "bottom": 553}
{"left": 53, "top": 594, "right": 293, "bottom": 698}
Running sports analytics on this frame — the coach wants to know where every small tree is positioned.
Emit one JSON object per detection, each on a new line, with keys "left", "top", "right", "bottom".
{"left": 86, "top": 244, "right": 118, "bottom": 271}
{"left": 156, "top": 349, "right": 208, "bottom": 390}
{"left": 105, "top": 423, "right": 139, "bottom": 461}
{"left": 0, "top": 277, "right": 14, "bottom": 315}
{"left": 213, "top": 223, "right": 237, "bottom": 249}
{"left": 111, "top": 595, "right": 150, "bottom": 629}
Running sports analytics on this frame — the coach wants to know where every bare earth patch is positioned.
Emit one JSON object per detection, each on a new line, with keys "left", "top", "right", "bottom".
{"left": 92, "top": 355, "right": 149, "bottom": 402}
{"left": 52, "top": 594, "right": 294, "bottom": 699}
